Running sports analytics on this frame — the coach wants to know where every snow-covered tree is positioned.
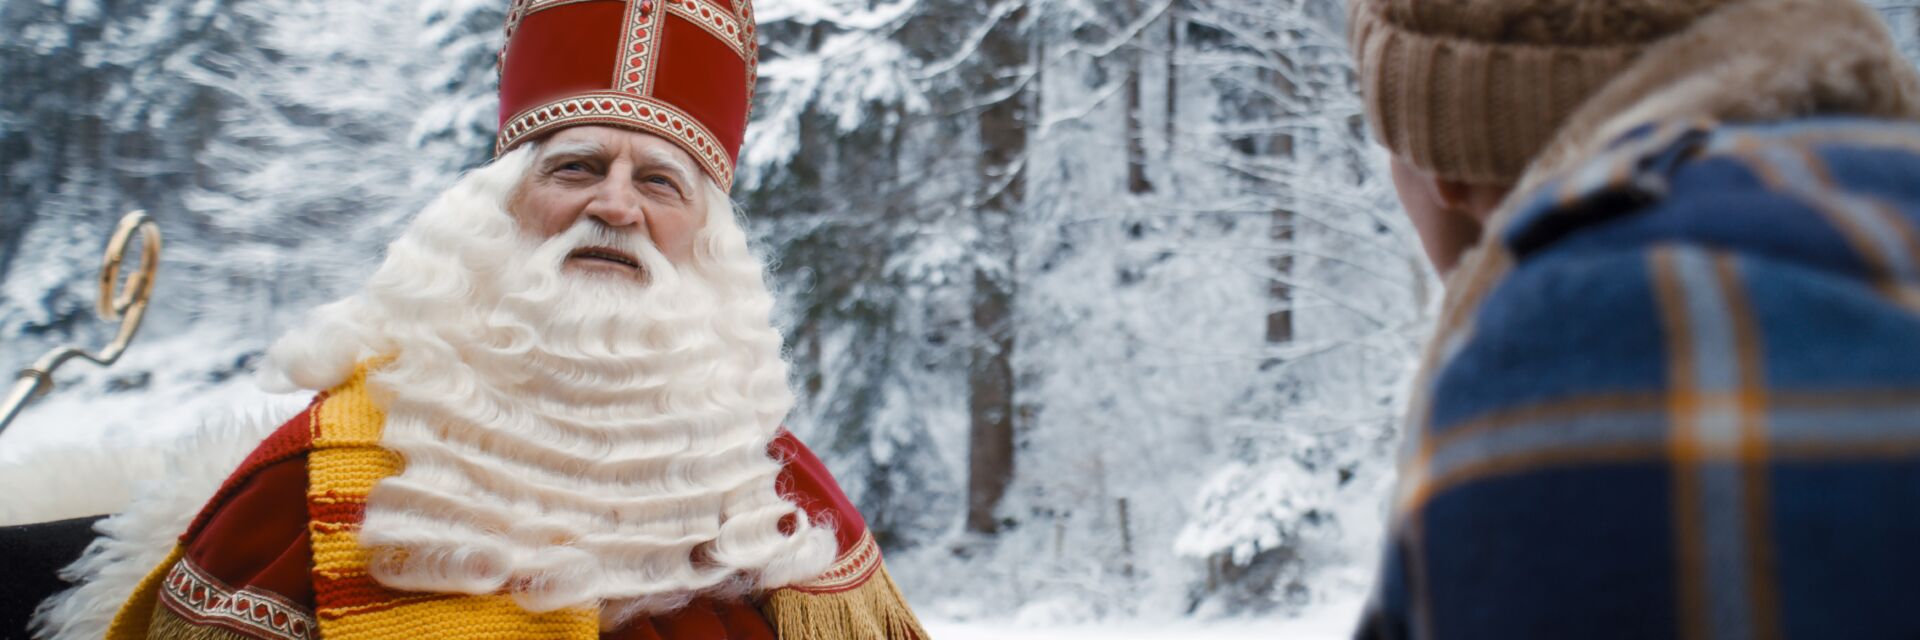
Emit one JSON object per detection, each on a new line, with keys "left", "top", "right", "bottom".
{"left": 744, "top": 0, "right": 966, "bottom": 550}
{"left": 1167, "top": 0, "right": 1426, "bottom": 615}
{"left": 1, "top": 0, "right": 247, "bottom": 356}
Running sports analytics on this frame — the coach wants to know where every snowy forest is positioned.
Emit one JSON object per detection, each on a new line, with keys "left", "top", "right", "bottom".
{"left": 5, "top": 0, "right": 1920, "bottom": 635}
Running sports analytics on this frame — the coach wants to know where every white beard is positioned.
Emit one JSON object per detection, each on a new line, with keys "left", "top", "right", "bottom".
{"left": 259, "top": 145, "right": 837, "bottom": 618}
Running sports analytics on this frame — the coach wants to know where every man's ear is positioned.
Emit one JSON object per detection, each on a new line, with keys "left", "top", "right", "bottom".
{"left": 1434, "top": 179, "right": 1512, "bottom": 223}
{"left": 1433, "top": 179, "right": 1473, "bottom": 209}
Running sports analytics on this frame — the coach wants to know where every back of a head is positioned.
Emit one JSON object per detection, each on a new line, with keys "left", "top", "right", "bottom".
{"left": 1370, "top": 0, "right": 1728, "bottom": 46}
{"left": 1350, "top": 0, "right": 1920, "bottom": 188}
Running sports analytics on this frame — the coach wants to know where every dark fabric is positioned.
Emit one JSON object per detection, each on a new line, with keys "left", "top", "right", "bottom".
{"left": 0, "top": 516, "right": 105, "bottom": 639}
{"left": 1360, "top": 117, "right": 1920, "bottom": 639}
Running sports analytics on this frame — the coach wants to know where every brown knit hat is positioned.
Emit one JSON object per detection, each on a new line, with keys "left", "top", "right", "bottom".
{"left": 1349, "top": 0, "right": 1742, "bottom": 185}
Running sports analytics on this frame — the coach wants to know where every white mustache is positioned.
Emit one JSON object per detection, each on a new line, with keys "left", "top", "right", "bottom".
{"left": 534, "top": 219, "right": 677, "bottom": 282}
{"left": 548, "top": 219, "right": 655, "bottom": 257}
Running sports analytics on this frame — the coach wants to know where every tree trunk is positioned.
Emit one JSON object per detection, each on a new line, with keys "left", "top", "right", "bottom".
{"left": 1266, "top": 208, "right": 1295, "bottom": 344}
{"left": 1264, "top": 64, "right": 1297, "bottom": 346}
{"left": 966, "top": 1, "right": 1029, "bottom": 535}
{"left": 1164, "top": 1, "right": 1180, "bottom": 163}
{"left": 1125, "top": 0, "right": 1152, "bottom": 194}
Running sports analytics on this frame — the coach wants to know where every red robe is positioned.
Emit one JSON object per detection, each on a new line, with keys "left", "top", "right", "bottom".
{"left": 115, "top": 388, "right": 922, "bottom": 640}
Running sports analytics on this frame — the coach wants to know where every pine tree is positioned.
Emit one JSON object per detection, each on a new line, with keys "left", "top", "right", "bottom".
{"left": 0, "top": 0, "right": 247, "bottom": 358}
{"left": 743, "top": 0, "right": 964, "bottom": 549}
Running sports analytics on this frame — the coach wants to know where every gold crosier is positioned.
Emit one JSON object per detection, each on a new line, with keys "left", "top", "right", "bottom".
{"left": 0, "top": 211, "right": 162, "bottom": 436}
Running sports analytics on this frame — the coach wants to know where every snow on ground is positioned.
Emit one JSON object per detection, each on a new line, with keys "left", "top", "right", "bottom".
{"left": 925, "top": 596, "right": 1362, "bottom": 639}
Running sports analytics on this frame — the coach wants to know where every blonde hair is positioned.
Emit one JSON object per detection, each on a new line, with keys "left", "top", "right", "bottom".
{"left": 261, "top": 145, "right": 836, "bottom": 615}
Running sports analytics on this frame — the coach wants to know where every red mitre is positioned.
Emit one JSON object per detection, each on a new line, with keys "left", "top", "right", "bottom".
{"left": 496, "top": 0, "right": 759, "bottom": 190}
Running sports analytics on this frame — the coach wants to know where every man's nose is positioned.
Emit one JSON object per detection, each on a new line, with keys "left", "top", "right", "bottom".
{"left": 584, "top": 178, "right": 648, "bottom": 229}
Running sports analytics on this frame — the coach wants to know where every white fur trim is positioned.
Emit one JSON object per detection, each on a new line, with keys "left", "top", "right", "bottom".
{"left": 1511, "top": 0, "right": 1920, "bottom": 199}
{"left": 23, "top": 409, "right": 286, "bottom": 640}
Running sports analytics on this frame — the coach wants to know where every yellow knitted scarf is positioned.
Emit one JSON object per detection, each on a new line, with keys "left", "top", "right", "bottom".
{"left": 109, "top": 365, "right": 926, "bottom": 639}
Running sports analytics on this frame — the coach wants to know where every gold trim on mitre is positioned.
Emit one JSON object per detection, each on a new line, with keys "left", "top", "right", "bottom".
{"left": 496, "top": 92, "right": 736, "bottom": 189}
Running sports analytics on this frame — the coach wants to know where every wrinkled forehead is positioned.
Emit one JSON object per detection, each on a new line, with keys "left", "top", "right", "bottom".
{"left": 533, "top": 126, "right": 704, "bottom": 178}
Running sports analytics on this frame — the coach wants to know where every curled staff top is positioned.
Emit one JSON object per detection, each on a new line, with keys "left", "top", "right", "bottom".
{"left": 0, "top": 211, "right": 161, "bottom": 436}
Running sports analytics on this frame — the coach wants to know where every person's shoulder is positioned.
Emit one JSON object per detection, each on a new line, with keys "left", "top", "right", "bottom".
{"left": 761, "top": 431, "right": 928, "bottom": 639}
{"left": 1434, "top": 117, "right": 1920, "bottom": 433}
{"left": 179, "top": 393, "right": 325, "bottom": 541}
{"left": 1428, "top": 240, "right": 1673, "bottom": 434}
{"left": 768, "top": 430, "right": 866, "bottom": 549}
{"left": 1503, "top": 117, "right": 1920, "bottom": 283}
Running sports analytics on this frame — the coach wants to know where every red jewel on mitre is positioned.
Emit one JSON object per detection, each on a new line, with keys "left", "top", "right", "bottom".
{"left": 495, "top": 0, "right": 760, "bottom": 190}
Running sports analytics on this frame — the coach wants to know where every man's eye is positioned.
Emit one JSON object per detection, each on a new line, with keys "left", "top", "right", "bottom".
{"left": 549, "top": 161, "right": 594, "bottom": 175}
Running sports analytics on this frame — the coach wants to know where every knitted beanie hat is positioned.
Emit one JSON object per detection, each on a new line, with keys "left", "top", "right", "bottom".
{"left": 1349, "top": 0, "right": 1741, "bottom": 185}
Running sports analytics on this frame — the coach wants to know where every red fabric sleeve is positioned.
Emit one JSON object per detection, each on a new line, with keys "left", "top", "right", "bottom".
{"left": 768, "top": 430, "right": 868, "bottom": 553}
{"left": 181, "top": 455, "right": 317, "bottom": 610}
{"left": 602, "top": 598, "right": 777, "bottom": 639}
{"left": 182, "top": 395, "right": 321, "bottom": 542}
{"left": 173, "top": 397, "right": 326, "bottom": 610}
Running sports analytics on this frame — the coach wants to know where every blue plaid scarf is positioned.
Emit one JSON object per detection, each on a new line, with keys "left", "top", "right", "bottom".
{"left": 1361, "top": 117, "right": 1920, "bottom": 640}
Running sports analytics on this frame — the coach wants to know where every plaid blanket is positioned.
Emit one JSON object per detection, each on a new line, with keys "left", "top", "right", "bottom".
{"left": 1360, "top": 118, "right": 1920, "bottom": 640}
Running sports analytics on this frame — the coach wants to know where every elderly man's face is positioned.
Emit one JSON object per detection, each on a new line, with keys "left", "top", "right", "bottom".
{"left": 508, "top": 125, "right": 710, "bottom": 279}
